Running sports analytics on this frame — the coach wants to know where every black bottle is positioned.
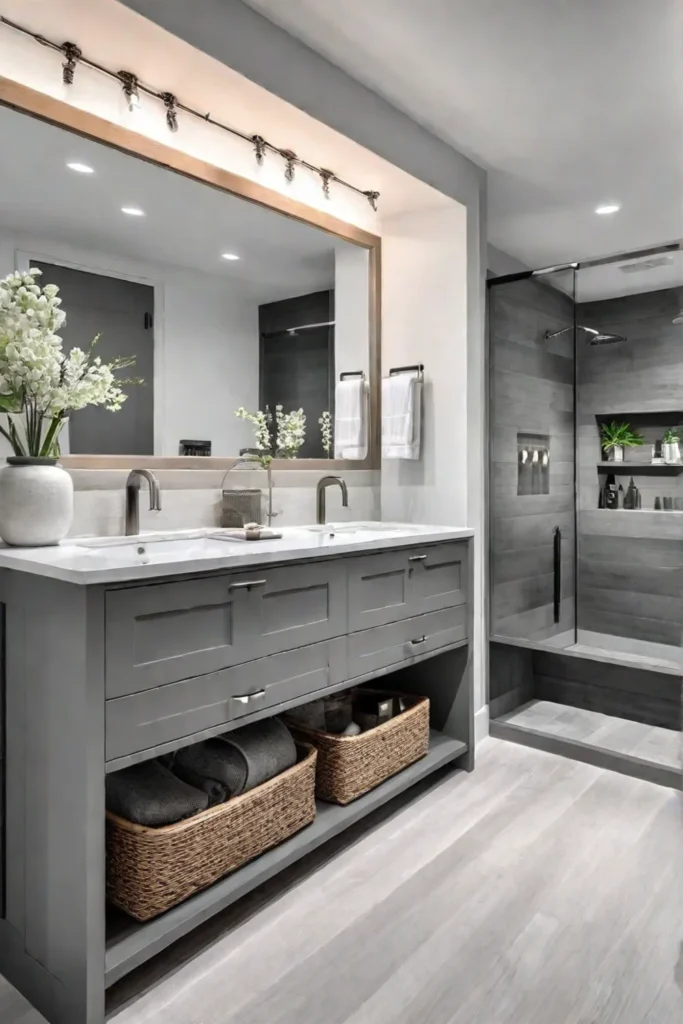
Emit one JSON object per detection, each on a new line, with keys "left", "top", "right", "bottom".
{"left": 604, "top": 473, "right": 619, "bottom": 510}
{"left": 624, "top": 477, "right": 639, "bottom": 511}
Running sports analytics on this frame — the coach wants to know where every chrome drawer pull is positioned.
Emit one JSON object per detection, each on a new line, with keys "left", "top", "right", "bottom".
{"left": 229, "top": 579, "right": 267, "bottom": 591}
{"left": 233, "top": 690, "right": 266, "bottom": 704}
{"left": 408, "top": 554, "right": 427, "bottom": 562}
{"left": 410, "top": 636, "right": 427, "bottom": 645}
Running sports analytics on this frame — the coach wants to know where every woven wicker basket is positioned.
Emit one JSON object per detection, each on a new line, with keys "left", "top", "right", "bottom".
{"left": 288, "top": 693, "right": 429, "bottom": 806}
{"left": 106, "top": 744, "right": 317, "bottom": 921}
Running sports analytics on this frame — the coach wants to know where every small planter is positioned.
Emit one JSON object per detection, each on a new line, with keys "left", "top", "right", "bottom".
{"left": 606, "top": 445, "right": 624, "bottom": 462}
{"left": 0, "top": 457, "right": 73, "bottom": 546}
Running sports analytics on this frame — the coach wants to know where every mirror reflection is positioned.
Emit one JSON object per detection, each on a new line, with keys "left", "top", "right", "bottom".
{"left": 0, "top": 104, "right": 371, "bottom": 460}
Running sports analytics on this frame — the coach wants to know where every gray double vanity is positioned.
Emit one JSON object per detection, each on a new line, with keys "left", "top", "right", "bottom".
{"left": 0, "top": 523, "right": 473, "bottom": 1024}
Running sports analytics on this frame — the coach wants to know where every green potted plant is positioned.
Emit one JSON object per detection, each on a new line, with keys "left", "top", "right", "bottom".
{"left": 600, "top": 421, "right": 644, "bottom": 463}
{"left": 662, "top": 427, "right": 681, "bottom": 464}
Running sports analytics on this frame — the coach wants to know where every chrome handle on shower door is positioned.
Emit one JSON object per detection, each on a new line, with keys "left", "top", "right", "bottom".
{"left": 553, "top": 526, "right": 561, "bottom": 624}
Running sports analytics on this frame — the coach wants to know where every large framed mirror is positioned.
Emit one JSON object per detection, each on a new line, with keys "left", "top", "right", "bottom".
{"left": 0, "top": 77, "right": 380, "bottom": 470}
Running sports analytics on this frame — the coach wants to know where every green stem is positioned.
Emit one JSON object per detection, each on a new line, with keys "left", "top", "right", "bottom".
{"left": 0, "top": 420, "right": 25, "bottom": 457}
{"left": 39, "top": 415, "right": 63, "bottom": 458}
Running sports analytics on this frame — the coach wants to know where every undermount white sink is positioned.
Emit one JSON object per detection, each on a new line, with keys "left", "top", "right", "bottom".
{"left": 306, "top": 522, "right": 422, "bottom": 534}
{"left": 73, "top": 531, "right": 236, "bottom": 565}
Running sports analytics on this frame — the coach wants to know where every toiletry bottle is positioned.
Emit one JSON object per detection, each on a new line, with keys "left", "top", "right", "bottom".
{"left": 617, "top": 483, "right": 625, "bottom": 508}
{"left": 604, "top": 474, "right": 619, "bottom": 510}
{"left": 624, "top": 477, "right": 637, "bottom": 511}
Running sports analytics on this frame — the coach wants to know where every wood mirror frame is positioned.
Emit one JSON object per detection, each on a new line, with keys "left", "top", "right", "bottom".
{"left": 0, "top": 76, "right": 381, "bottom": 472}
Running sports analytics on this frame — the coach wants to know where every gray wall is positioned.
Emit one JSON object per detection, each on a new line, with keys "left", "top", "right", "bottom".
{"left": 577, "top": 286, "right": 683, "bottom": 646}
{"left": 489, "top": 276, "right": 576, "bottom": 642}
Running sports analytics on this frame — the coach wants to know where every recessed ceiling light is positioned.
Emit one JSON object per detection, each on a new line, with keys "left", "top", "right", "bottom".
{"left": 595, "top": 203, "right": 621, "bottom": 215}
{"left": 121, "top": 206, "right": 145, "bottom": 217}
{"left": 67, "top": 161, "right": 94, "bottom": 174}
{"left": 221, "top": 252, "right": 240, "bottom": 261}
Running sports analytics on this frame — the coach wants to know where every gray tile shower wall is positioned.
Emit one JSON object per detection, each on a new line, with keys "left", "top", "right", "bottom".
{"left": 490, "top": 278, "right": 576, "bottom": 642}
{"left": 577, "top": 286, "right": 683, "bottom": 646}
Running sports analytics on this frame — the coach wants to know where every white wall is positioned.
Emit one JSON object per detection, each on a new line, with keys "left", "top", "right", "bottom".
{"left": 334, "top": 245, "right": 370, "bottom": 380}
{"left": 161, "top": 273, "right": 258, "bottom": 457}
{"left": 0, "top": 228, "right": 260, "bottom": 456}
{"left": 381, "top": 205, "right": 468, "bottom": 525}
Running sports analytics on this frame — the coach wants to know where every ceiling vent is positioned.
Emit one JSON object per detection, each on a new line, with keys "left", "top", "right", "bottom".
{"left": 619, "top": 255, "right": 674, "bottom": 274}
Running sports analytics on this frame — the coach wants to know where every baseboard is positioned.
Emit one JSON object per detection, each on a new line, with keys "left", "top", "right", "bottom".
{"left": 474, "top": 704, "right": 489, "bottom": 746}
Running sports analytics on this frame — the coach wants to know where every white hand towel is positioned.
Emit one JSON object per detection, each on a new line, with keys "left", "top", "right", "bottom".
{"left": 382, "top": 373, "right": 422, "bottom": 459}
{"left": 334, "top": 377, "right": 368, "bottom": 460}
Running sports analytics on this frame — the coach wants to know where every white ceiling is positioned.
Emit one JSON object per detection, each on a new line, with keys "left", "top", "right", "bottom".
{"left": 244, "top": 0, "right": 683, "bottom": 270}
{"left": 578, "top": 250, "right": 683, "bottom": 303}
{"left": 0, "top": 104, "right": 345, "bottom": 300}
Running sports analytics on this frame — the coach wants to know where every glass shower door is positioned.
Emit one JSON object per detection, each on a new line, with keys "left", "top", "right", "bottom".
{"left": 488, "top": 266, "right": 577, "bottom": 648}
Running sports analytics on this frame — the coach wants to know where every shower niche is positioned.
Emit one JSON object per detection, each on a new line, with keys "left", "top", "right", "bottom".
{"left": 487, "top": 247, "right": 683, "bottom": 789}
{"left": 517, "top": 433, "right": 550, "bottom": 495}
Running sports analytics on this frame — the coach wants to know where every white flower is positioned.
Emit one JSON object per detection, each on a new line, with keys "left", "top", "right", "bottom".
{"left": 0, "top": 270, "right": 140, "bottom": 456}
{"left": 275, "top": 407, "right": 306, "bottom": 459}
{"left": 318, "top": 410, "right": 332, "bottom": 455}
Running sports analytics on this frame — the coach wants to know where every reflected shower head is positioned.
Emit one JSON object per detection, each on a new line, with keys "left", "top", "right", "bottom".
{"left": 672, "top": 310, "right": 683, "bottom": 325}
{"left": 544, "top": 326, "right": 626, "bottom": 345}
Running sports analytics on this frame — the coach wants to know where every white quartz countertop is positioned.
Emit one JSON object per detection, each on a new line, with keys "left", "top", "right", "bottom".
{"left": 0, "top": 523, "right": 474, "bottom": 585}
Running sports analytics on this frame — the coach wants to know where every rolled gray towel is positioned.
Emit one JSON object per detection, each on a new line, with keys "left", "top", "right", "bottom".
{"left": 106, "top": 759, "right": 209, "bottom": 827}
{"left": 171, "top": 763, "right": 229, "bottom": 807}
{"left": 174, "top": 717, "right": 297, "bottom": 798}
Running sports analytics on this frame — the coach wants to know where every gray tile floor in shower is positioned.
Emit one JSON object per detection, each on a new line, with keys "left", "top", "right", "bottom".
{"left": 501, "top": 700, "right": 682, "bottom": 771}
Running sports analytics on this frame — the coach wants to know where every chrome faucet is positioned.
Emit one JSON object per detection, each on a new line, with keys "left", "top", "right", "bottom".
{"left": 316, "top": 475, "right": 349, "bottom": 525}
{"left": 125, "top": 469, "right": 162, "bottom": 535}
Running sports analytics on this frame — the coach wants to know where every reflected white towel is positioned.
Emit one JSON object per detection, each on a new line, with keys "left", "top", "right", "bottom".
{"left": 334, "top": 377, "right": 368, "bottom": 460}
{"left": 382, "top": 373, "right": 422, "bottom": 459}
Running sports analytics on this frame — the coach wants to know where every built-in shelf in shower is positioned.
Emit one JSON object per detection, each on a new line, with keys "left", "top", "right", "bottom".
{"left": 594, "top": 508, "right": 683, "bottom": 515}
{"left": 597, "top": 462, "right": 683, "bottom": 474}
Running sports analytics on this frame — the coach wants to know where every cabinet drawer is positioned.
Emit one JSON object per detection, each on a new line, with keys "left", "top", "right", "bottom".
{"left": 410, "top": 542, "right": 468, "bottom": 615}
{"left": 106, "top": 636, "right": 347, "bottom": 761}
{"left": 105, "top": 560, "right": 347, "bottom": 698}
{"left": 230, "top": 559, "right": 347, "bottom": 661}
{"left": 347, "top": 541, "right": 468, "bottom": 631}
{"left": 347, "top": 606, "right": 467, "bottom": 679}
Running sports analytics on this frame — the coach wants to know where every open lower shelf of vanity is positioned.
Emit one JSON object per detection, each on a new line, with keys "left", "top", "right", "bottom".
{"left": 105, "top": 729, "right": 467, "bottom": 986}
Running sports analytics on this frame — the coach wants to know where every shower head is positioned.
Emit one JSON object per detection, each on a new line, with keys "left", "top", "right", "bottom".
{"left": 582, "top": 327, "right": 627, "bottom": 346}
{"left": 544, "top": 325, "right": 626, "bottom": 344}
{"left": 672, "top": 310, "right": 683, "bottom": 325}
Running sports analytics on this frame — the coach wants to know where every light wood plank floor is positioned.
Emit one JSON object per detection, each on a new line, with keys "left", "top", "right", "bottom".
{"left": 2, "top": 739, "right": 681, "bottom": 1023}
{"left": 503, "top": 700, "right": 682, "bottom": 769}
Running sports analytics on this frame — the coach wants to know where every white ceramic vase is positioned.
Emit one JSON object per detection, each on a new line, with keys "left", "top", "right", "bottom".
{"left": 0, "top": 458, "right": 73, "bottom": 547}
